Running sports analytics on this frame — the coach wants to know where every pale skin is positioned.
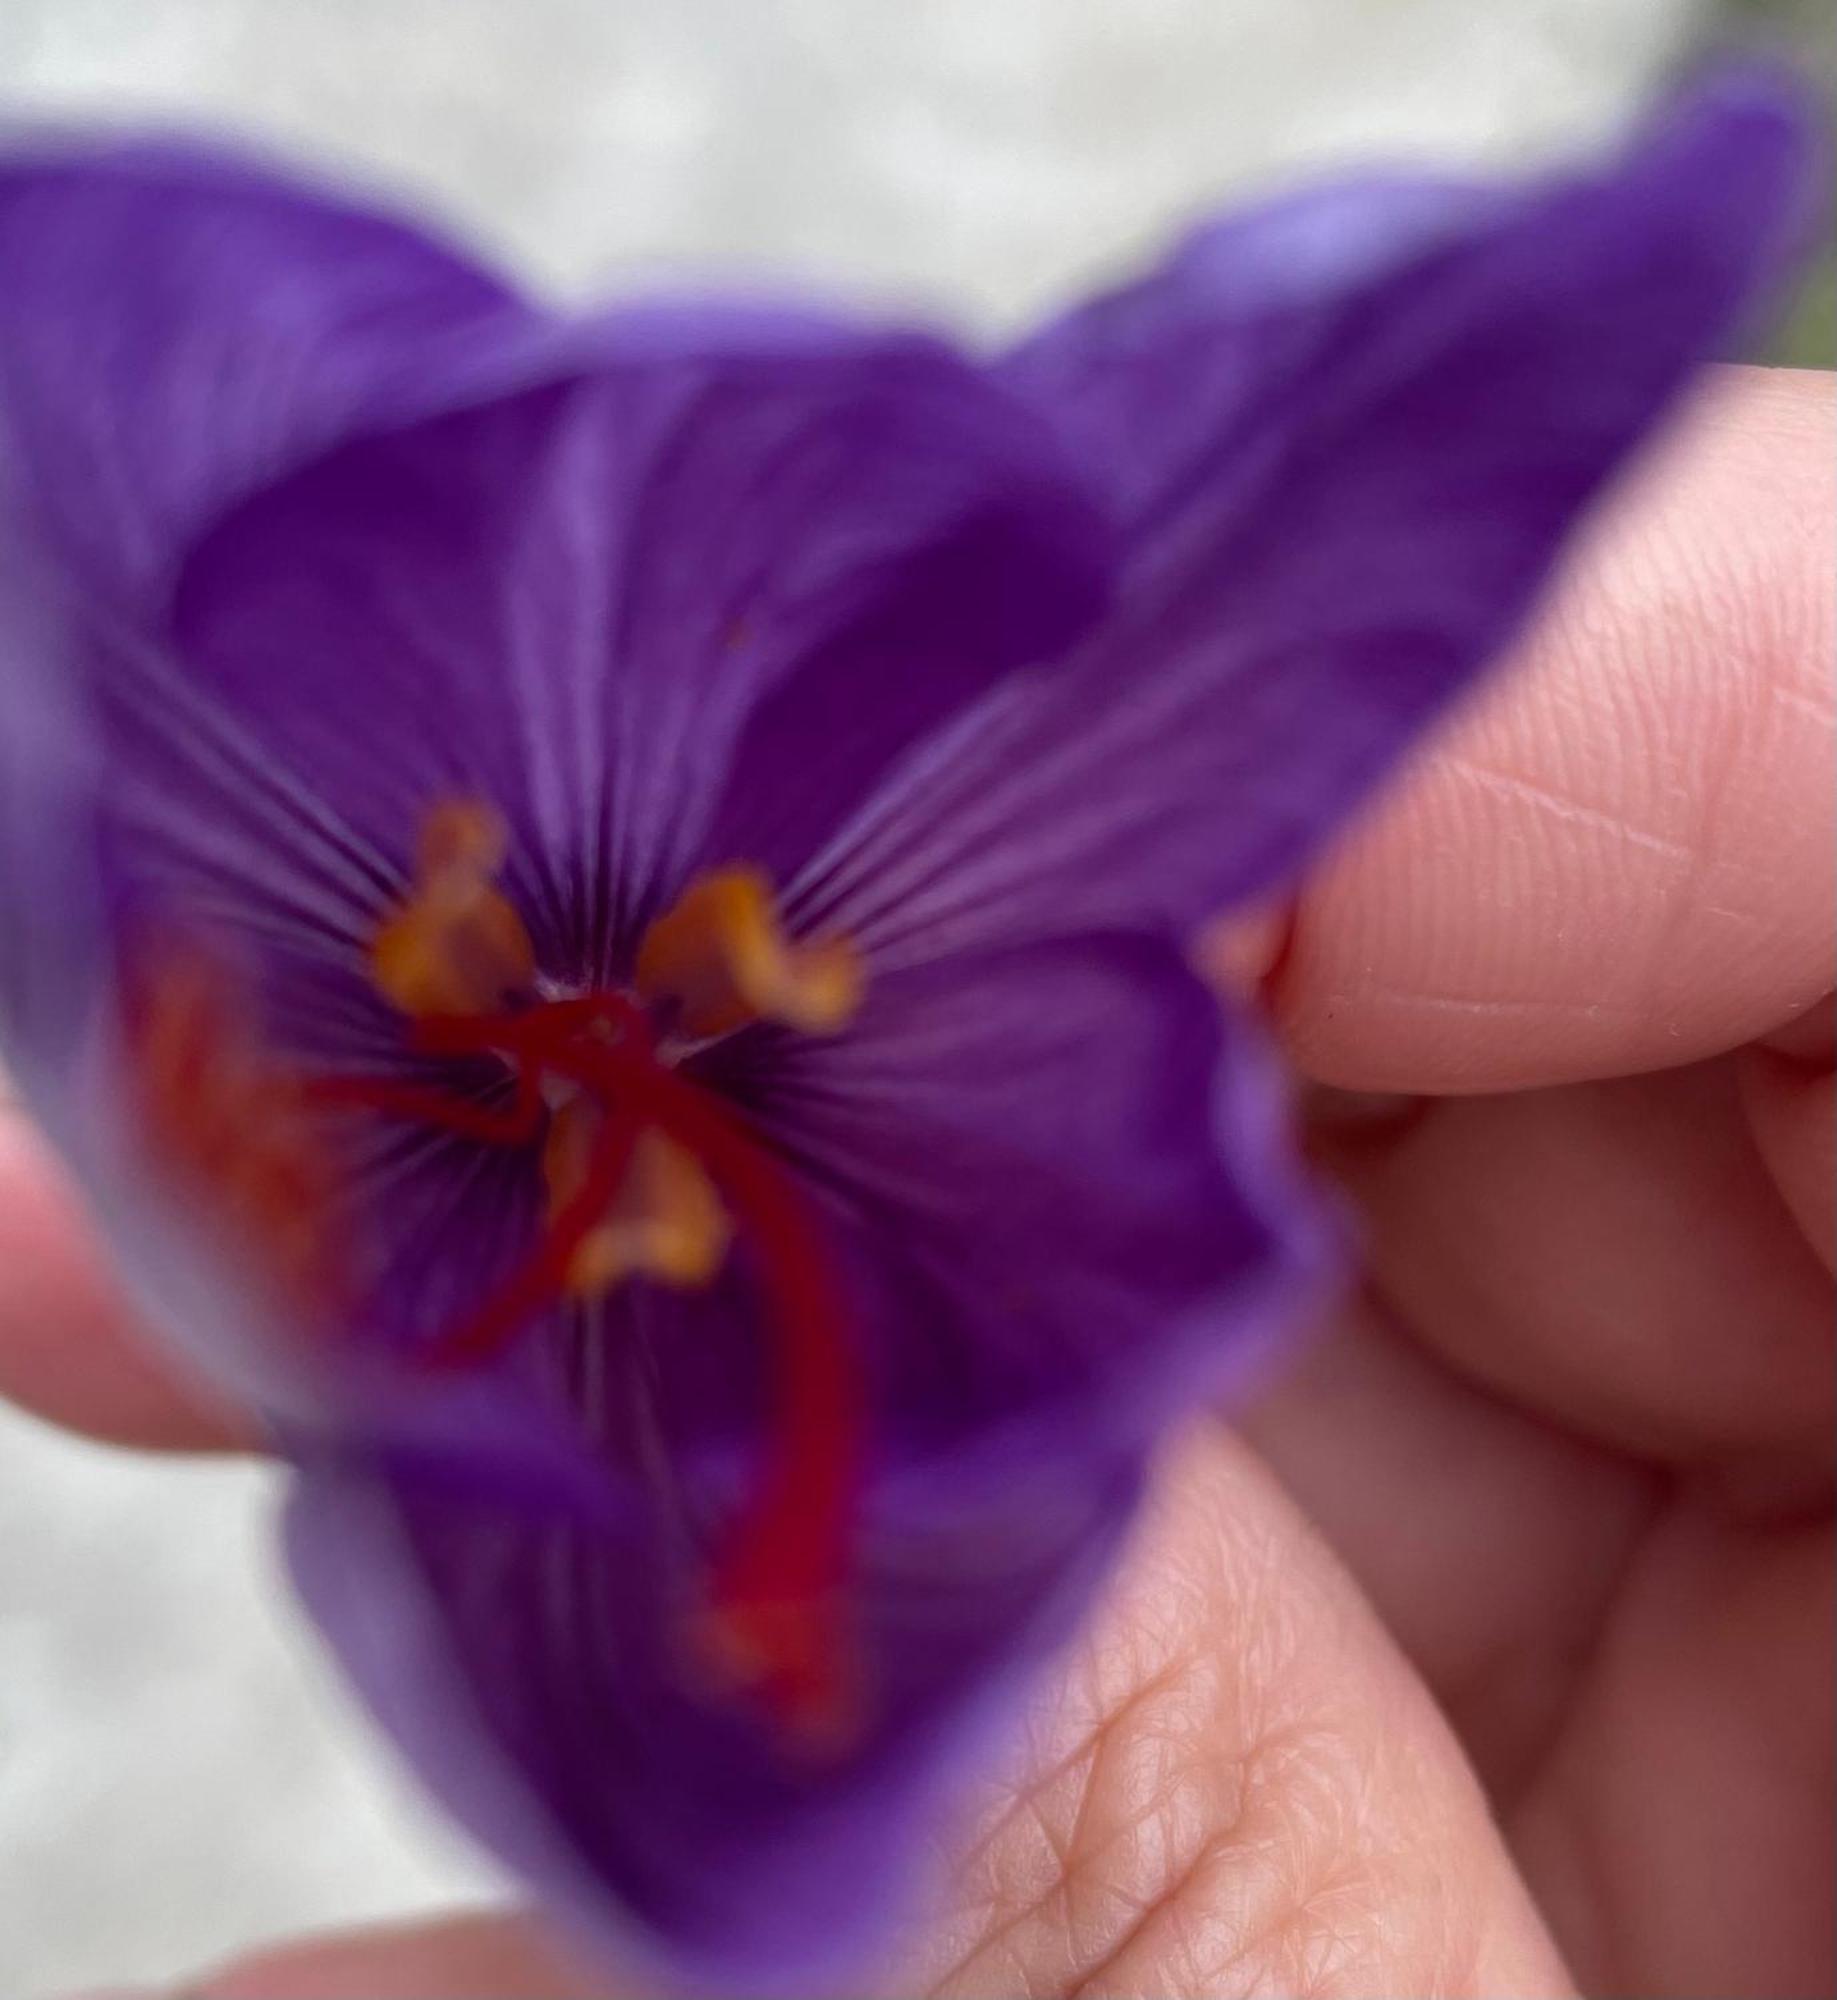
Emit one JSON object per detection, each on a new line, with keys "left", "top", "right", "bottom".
{"left": 1, "top": 366, "right": 1829, "bottom": 2000}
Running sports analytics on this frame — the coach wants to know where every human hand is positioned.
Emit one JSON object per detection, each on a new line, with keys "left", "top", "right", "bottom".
{"left": 4, "top": 363, "right": 1829, "bottom": 1999}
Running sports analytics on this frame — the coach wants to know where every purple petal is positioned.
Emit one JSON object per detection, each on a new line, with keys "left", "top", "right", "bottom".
{"left": 1000, "top": 171, "right": 1492, "bottom": 535}
{"left": 156, "top": 318, "right": 1108, "bottom": 982}
{"left": 286, "top": 1431, "right": 1139, "bottom": 1993}
{"left": 0, "top": 577, "right": 103, "bottom": 1086}
{"left": 0, "top": 136, "right": 533, "bottom": 607}
{"left": 0, "top": 137, "right": 544, "bottom": 1393}
{"left": 0, "top": 136, "right": 527, "bottom": 1061}
{"left": 781, "top": 70, "right": 1824, "bottom": 962}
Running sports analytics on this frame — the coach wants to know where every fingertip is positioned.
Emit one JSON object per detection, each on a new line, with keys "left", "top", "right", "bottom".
{"left": 1270, "top": 365, "right": 1835, "bottom": 1093}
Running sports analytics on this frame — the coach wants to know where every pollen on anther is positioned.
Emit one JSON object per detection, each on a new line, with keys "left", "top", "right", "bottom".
{"left": 636, "top": 867, "right": 861, "bottom": 1040}
{"left": 542, "top": 1098, "right": 730, "bottom": 1297}
{"left": 371, "top": 799, "right": 536, "bottom": 1019}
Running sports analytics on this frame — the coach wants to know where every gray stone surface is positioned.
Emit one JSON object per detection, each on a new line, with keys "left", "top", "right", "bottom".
{"left": 0, "top": 2, "right": 1699, "bottom": 1991}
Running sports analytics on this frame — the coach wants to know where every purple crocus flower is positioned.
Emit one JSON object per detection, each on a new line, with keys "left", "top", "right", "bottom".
{"left": 0, "top": 72, "right": 1816, "bottom": 1993}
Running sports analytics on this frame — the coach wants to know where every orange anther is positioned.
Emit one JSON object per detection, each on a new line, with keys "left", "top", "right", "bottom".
{"left": 542, "top": 1098, "right": 730, "bottom": 1296}
{"left": 371, "top": 800, "right": 535, "bottom": 1019}
{"left": 636, "top": 868, "right": 861, "bottom": 1040}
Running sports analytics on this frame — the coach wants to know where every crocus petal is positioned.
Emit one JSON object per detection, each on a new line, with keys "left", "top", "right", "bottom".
{"left": 1000, "top": 172, "right": 1492, "bottom": 535}
{"left": 0, "top": 138, "right": 532, "bottom": 1054}
{"left": 155, "top": 319, "right": 1108, "bottom": 981}
{"left": 0, "top": 136, "right": 549, "bottom": 1106}
{"left": 0, "top": 138, "right": 553, "bottom": 1286}
{"left": 0, "top": 578, "right": 99, "bottom": 1081}
{"left": 0, "top": 138, "right": 543, "bottom": 1388}
{"left": 0, "top": 137, "right": 533, "bottom": 607}
{"left": 287, "top": 1426, "right": 1140, "bottom": 1994}
{"left": 780, "top": 71, "right": 1823, "bottom": 962}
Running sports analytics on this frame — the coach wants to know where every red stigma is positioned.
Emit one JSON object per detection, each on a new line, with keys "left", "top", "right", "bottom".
{"left": 309, "top": 988, "right": 864, "bottom": 1744}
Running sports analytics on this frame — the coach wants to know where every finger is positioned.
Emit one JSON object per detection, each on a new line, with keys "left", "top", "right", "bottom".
{"left": 1235, "top": 1291, "right": 1656, "bottom": 1797}
{"left": 0, "top": 1105, "right": 241, "bottom": 1450}
{"left": 916, "top": 1424, "right": 1573, "bottom": 1998}
{"left": 1739, "top": 1034, "right": 1836, "bottom": 1273}
{"left": 1510, "top": 1506, "right": 1834, "bottom": 2000}
{"left": 178, "top": 1910, "right": 614, "bottom": 1999}
{"left": 1313, "top": 1057, "right": 1835, "bottom": 1473}
{"left": 1261, "top": 365, "right": 1835, "bottom": 1094}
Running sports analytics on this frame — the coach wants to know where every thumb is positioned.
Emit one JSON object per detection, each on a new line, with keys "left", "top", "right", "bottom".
{"left": 910, "top": 1423, "right": 1572, "bottom": 1997}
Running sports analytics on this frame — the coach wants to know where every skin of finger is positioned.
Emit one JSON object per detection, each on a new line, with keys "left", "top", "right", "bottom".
{"left": 0, "top": 1113, "right": 242, "bottom": 1450}
{"left": 908, "top": 1425, "right": 1572, "bottom": 1999}
{"left": 1314, "top": 1058, "right": 1835, "bottom": 1469}
{"left": 1234, "top": 1294, "right": 1656, "bottom": 1800}
{"left": 1268, "top": 365, "right": 1836, "bottom": 1096}
{"left": 1509, "top": 1504, "right": 1835, "bottom": 2000}
{"left": 174, "top": 1427, "right": 1572, "bottom": 2000}
{"left": 1738, "top": 1039, "right": 1836, "bottom": 1274}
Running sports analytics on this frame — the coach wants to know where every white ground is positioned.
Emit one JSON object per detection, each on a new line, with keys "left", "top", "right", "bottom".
{"left": 0, "top": 2, "right": 1702, "bottom": 1991}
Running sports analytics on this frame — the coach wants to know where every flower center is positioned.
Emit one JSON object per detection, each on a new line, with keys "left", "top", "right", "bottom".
{"left": 127, "top": 803, "right": 868, "bottom": 1746}
{"left": 343, "top": 804, "right": 864, "bottom": 1743}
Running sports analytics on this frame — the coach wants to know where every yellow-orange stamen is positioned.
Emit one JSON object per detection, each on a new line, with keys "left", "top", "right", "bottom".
{"left": 542, "top": 1098, "right": 730, "bottom": 1296}
{"left": 635, "top": 867, "right": 861, "bottom": 1040}
{"left": 371, "top": 801, "right": 535, "bottom": 1018}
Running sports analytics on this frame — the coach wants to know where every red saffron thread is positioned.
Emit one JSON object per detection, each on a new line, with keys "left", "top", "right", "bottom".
{"left": 310, "top": 990, "right": 862, "bottom": 1736}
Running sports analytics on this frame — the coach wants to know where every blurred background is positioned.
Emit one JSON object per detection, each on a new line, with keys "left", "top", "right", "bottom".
{"left": 0, "top": 1, "right": 1826, "bottom": 1993}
